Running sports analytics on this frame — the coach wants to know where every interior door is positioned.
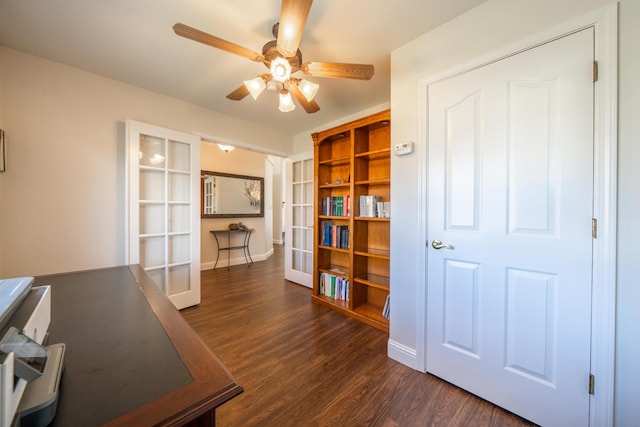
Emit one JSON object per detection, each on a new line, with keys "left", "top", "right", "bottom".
{"left": 284, "top": 153, "right": 314, "bottom": 287}
{"left": 426, "top": 29, "right": 594, "bottom": 426}
{"left": 127, "top": 120, "right": 201, "bottom": 310}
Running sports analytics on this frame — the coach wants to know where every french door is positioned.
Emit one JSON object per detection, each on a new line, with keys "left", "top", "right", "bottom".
{"left": 284, "top": 152, "right": 314, "bottom": 287}
{"left": 127, "top": 120, "right": 201, "bottom": 309}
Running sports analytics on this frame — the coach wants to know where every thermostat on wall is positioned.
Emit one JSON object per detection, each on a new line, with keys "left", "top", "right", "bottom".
{"left": 394, "top": 141, "right": 414, "bottom": 156}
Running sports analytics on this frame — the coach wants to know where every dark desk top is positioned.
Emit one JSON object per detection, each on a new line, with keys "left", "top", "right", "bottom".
{"left": 34, "top": 265, "right": 242, "bottom": 426}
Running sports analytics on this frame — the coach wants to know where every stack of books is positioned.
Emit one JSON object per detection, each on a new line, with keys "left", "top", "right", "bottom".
{"left": 319, "top": 272, "right": 349, "bottom": 301}
{"left": 359, "top": 195, "right": 390, "bottom": 218}
{"left": 321, "top": 195, "right": 350, "bottom": 217}
{"left": 320, "top": 221, "right": 349, "bottom": 249}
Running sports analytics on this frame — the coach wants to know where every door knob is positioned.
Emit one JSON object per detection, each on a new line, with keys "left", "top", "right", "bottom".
{"left": 432, "top": 240, "right": 454, "bottom": 250}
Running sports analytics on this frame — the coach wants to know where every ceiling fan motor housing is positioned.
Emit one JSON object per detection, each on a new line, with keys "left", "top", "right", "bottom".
{"left": 262, "top": 40, "right": 302, "bottom": 73}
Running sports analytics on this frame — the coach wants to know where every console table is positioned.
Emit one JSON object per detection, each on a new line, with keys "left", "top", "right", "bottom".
{"left": 210, "top": 229, "right": 254, "bottom": 270}
{"left": 33, "top": 265, "right": 242, "bottom": 426}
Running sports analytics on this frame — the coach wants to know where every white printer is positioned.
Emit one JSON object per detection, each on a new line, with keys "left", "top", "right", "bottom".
{"left": 0, "top": 277, "right": 65, "bottom": 427}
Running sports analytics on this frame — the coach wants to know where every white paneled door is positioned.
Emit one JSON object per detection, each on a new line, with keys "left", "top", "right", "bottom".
{"left": 127, "top": 121, "right": 201, "bottom": 310}
{"left": 426, "top": 29, "right": 594, "bottom": 426}
{"left": 284, "top": 153, "right": 314, "bottom": 288}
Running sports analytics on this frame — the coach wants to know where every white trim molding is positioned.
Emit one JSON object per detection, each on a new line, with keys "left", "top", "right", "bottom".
{"left": 416, "top": 4, "right": 618, "bottom": 426}
{"left": 201, "top": 247, "right": 274, "bottom": 271}
{"left": 388, "top": 340, "right": 419, "bottom": 370}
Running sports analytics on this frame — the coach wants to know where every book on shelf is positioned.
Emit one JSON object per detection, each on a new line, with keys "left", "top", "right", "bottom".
{"left": 359, "top": 195, "right": 390, "bottom": 218}
{"left": 320, "top": 221, "right": 349, "bottom": 249}
{"left": 382, "top": 295, "right": 390, "bottom": 320}
{"left": 321, "top": 195, "right": 350, "bottom": 217}
{"left": 319, "top": 272, "right": 350, "bottom": 301}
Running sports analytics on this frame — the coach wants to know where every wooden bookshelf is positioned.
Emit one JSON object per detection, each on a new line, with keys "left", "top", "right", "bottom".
{"left": 312, "top": 109, "right": 391, "bottom": 333}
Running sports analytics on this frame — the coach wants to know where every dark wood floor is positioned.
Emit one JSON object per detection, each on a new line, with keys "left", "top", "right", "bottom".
{"left": 181, "top": 245, "right": 536, "bottom": 427}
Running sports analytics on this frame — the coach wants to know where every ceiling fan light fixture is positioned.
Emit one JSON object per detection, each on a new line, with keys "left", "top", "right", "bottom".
{"left": 278, "top": 89, "right": 295, "bottom": 112}
{"left": 243, "top": 76, "right": 266, "bottom": 100}
{"left": 298, "top": 79, "right": 319, "bottom": 102}
{"left": 270, "top": 57, "right": 292, "bottom": 82}
{"left": 217, "top": 144, "right": 235, "bottom": 153}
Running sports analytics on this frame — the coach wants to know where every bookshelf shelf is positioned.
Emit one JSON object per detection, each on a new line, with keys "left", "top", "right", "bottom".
{"left": 318, "top": 264, "right": 350, "bottom": 278}
{"left": 312, "top": 295, "right": 350, "bottom": 311}
{"left": 354, "top": 273, "right": 390, "bottom": 290}
{"left": 355, "top": 178, "right": 391, "bottom": 186}
{"left": 318, "top": 246, "right": 350, "bottom": 253}
{"left": 318, "top": 156, "right": 351, "bottom": 167}
{"left": 355, "top": 148, "right": 391, "bottom": 160}
{"left": 319, "top": 183, "right": 350, "bottom": 189}
{"left": 312, "top": 109, "right": 391, "bottom": 333}
{"left": 353, "top": 303, "right": 388, "bottom": 328}
{"left": 354, "top": 217, "right": 390, "bottom": 222}
{"left": 354, "top": 249, "right": 390, "bottom": 260}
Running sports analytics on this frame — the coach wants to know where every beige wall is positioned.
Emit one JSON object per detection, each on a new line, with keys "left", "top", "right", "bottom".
{"left": 268, "top": 155, "right": 284, "bottom": 245}
{"left": 0, "top": 46, "right": 290, "bottom": 277}
{"left": 199, "top": 141, "right": 271, "bottom": 269}
{"left": 390, "top": 0, "right": 639, "bottom": 425}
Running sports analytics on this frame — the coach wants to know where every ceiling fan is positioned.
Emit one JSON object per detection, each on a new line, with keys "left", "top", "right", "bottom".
{"left": 172, "top": 0, "right": 374, "bottom": 114}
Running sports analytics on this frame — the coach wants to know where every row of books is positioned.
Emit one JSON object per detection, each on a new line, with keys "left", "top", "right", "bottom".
{"left": 320, "top": 221, "right": 349, "bottom": 249}
{"left": 319, "top": 272, "right": 350, "bottom": 301}
{"left": 359, "top": 195, "right": 390, "bottom": 218}
{"left": 382, "top": 295, "right": 390, "bottom": 320}
{"left": 320, "top": 195, "right": 350, "bottom": 217}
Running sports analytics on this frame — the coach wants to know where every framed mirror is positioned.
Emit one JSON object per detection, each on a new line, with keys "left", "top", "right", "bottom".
{"left": 201, "top": 171, "right": 264, "bottom": 218}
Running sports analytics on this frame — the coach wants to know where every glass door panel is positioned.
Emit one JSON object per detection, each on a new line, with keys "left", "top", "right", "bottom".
{"left": 127, "top": 121, "right": 201, "bottom": 309}
{"left": 285, "top": 154, "right": 314, "bottom": 287}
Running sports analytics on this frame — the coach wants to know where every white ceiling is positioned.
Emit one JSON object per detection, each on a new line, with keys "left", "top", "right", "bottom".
{"left": 0, "top": 0, "right": 485, "bottom": 137}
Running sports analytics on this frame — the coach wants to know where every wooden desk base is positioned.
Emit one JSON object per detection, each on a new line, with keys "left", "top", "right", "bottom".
{"left": 35, "top": 266, "right": 242, "bottom": 426}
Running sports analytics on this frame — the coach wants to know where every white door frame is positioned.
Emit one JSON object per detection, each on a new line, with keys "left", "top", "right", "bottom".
{"left": 416, "top": 5, "right": 617, "bottom": 426}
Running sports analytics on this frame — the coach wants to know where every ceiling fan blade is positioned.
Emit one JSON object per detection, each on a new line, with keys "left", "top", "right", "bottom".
{"left": 276, "top": 0, "right": 313, "bottom": 58}
{"left": 226, "top": 84, "right": 250, "bottom": 101}
{"left": 173, "top": 23, "right": 264, "bottom": 62}
{"left": 301, "top": 62, "right": 374, "bottom": 80}
{"left": 289, "top": 82, "right": 320, "bottom": 114}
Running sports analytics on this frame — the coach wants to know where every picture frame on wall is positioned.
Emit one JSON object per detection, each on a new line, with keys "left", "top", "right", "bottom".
{"left": 0, "top": 129, "right": 5, "bottom": 172}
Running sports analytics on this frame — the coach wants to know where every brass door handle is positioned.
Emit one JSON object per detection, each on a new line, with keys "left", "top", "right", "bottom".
{"left": 432, "top": 240, "right": 454, "bottom": 250}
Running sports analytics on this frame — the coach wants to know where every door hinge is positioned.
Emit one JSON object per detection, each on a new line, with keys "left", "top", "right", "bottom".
{"left": 593, "top": 61, "right": 599, "bottom": 82}
{"left": 592, "top": 218, "right": 597, "bottom": 238}
{"left": 589, "top": 374, "right": 595, "bottom": 395}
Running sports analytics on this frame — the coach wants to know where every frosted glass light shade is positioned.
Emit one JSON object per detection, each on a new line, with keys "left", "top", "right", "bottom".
{"left": 243, "top": 76, "right": 266, "bottom": 100}
{"left": 217, "top": 144, "right": 235, "bottom": 153}
{"left": 298, "top": 79, "right": 319, "bottom": 102}
{"left": 278, "top": 90, "right": 295, "bottom": 112}
{"left": 270, "top": 57, "right": 292, "bottom": 82}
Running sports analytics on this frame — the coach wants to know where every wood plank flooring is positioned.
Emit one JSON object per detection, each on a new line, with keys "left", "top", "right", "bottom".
{"left": 181, "top": 245, "right": 536, "bottom": 427}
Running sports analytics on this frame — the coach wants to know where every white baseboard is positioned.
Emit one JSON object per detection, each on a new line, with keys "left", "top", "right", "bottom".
{"left": 201, "top": 248, "right": 274, "bottom": 271}
{"left": 387, "top": 339, "right": 420, "bottom": 371}
{"left": 273, "top": 239, "right": 284, "bottom": 245}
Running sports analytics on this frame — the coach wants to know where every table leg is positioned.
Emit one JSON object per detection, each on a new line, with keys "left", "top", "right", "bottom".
{"left": 212, "top": 233, "right": 221, "bottom": 270}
